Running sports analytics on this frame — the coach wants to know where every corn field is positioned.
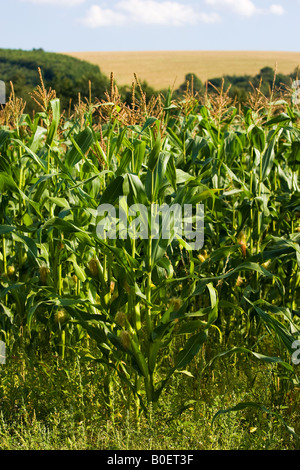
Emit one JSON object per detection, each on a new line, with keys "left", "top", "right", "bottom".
{"left": 0, "top": 73, "right": 299, "bottom": 423}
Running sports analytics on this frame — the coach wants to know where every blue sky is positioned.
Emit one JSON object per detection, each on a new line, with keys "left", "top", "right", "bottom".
{"left": 0, "top": 0, "right": 299, "bottom": 52}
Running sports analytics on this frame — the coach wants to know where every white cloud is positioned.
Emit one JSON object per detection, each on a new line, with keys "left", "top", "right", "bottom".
{"left": 205, "top": 0, "right": 259, "bottom": 17}
{"left": 80, "top": 5, "right": 126, "bottom": 27}
{"left": 20, "top": 0, "right": 85, "bottom": 5}
{"left": 198, "top": 12, "right": 221, "bottom": 24}
{"left": 117, "top": 0, "right": 199, "bottom": 26}
{"left": 81, "top": 0, "right": 221, "bottom": 28}
{"left": 269, "top": 4, "right": 285, "bottom": 15}
{"left": 205, "top": 0, "right": 285, "bottom": 17}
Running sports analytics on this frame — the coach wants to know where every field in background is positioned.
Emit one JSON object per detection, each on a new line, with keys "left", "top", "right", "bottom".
{"left": 65, "top": 50, "right": 300, "bottom": 90}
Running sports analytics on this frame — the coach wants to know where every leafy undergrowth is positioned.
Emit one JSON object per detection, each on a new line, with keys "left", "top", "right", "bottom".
{"left": 0, "top": 342, "right": 299, "bottom": 451}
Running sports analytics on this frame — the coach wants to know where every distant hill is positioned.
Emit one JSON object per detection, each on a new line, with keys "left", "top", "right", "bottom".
{"left": 0, "top": 48, "right": 110, "bottom": 113}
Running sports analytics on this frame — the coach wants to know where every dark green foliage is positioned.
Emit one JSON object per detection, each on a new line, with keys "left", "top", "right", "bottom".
{"left": 174, "top": 72, "right": 205, "bottom": 97}
{"left": 0, "top": 48, "right": 110, "bottom": 113}
{"left": 175, "top": 67, "right": 295, "bottom": 103}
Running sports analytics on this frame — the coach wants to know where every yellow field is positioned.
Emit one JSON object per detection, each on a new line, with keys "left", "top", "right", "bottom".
{"left": 65, "top": 50, "right": 300, "bottom": 91}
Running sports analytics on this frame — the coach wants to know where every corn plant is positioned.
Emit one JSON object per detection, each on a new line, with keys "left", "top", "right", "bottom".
{"left": 0, "top": 74, "right": 299, "bottom": 415}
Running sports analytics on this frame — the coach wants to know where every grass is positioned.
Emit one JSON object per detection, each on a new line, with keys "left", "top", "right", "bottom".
{"left": 0, "top": 346, "right": 299, "bottom": 450}
{"left": 64, "top": 50, "right": 300, "bottom": 90}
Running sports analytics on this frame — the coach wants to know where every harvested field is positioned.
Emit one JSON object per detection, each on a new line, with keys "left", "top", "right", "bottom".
{"left": 65, "top": 50, "right": 300, "bottom": 90}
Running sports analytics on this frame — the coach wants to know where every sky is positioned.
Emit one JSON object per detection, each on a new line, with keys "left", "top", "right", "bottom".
{"left": 0, "top": 0, "right": 299, "bottom": 52}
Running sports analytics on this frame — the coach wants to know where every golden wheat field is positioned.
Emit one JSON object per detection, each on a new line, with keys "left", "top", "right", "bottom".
{"left": 65, "top": 50, "right": 300, "bottom": 90}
